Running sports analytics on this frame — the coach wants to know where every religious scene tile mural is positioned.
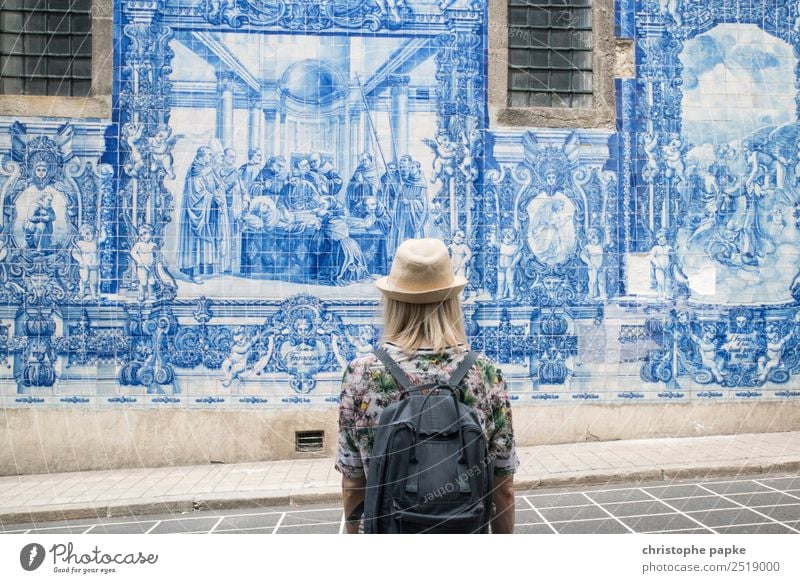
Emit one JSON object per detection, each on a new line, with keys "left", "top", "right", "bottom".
{"left": 2, "top": 0, "right": 800, "bottom": 409}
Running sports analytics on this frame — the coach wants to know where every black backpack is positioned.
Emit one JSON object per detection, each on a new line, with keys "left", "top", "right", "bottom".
{"left": 361, "top": 348, "right": 494, "bottom": 534}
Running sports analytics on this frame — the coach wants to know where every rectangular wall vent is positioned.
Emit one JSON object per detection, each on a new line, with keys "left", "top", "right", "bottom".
{"left": 295, "top": 430, "right": 324, "bottom": 452}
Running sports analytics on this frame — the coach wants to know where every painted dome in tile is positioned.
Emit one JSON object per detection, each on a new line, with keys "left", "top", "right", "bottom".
{"left": 279, "top": 60, "right": 346, "bottom": 104}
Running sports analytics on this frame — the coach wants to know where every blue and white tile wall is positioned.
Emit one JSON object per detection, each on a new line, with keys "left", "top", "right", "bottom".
{"left": 1, "top": 0, "right": 800, "bottom": 411}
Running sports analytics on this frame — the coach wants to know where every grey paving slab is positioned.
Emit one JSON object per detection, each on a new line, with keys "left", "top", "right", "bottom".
{"left": 726, "top": 492, "right": 800, "bottom": 507}
{"left": 642, "top": 528, "right": 709, "bottom": 535}
{"left": 642, "top": 484, "right": 719, "bottom": 499}
{"left": 216, "top": 513, "right": 284, "bottom": 530}
{"left": 662, "top": 496, "right": 740, "bottom": 512}
{"left": 149, "top": 517, "right": 222, "bottom": 534}
{"left": 684, "top": 509, "right": 776, "bottom": 528}
{"left": 515, "top": 523, "right": 555, "bottom": 534}
{"left": 618, "top": 514, "right": 708, "bottom": 533}
{"left": 584, "top": 489, "right": 654, "bottom": 504}
{"left": 699, "top": 481, "right": 775, "bottom": 495}
{"left": 523, "top": 493, "right": 592, "bottom": 508}
{"left": 279, "top": 510, "right": 343, "bottom": 527}
{"left": 27, "top": 526, "right": 92, "bottom": 534}
{"left": 552, "top": 519, "right": 630, "bottom": 534}
{"left": 714, "top": 523, "right": 796, "bottom": 534}
{"left": 88, "top": 522, "right": 159, "bottom": 534}
{"left": 747, "top": 504, "right": 800, "bottom": 523}
{"left": 757, "top": 476, "right": 800, "bottom": 490}
{"left": 539, "top": 505, "right": 611, "bottom": 522}
{"left": 213, "top": 528, "right": 276, "bottom": 534}
{"left": 513, "top": 509, "right": 545, "bottom": 524}
{"left": 277, "top": 523, "right": 341, "bottom": 534}
{"left": 599, "top": 501, "right": 675, "bottom": 517}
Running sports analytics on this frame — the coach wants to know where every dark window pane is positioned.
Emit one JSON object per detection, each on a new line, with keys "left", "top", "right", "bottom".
{"left": 573, "top": 71, "right": 592, "bottom": 92}
{"left": 573, "top": 30, "right": 592, "bottom": 49}
{"left": 551, "top": 70, "right": 571, "bottom": 90}
{"left": 49, "top": 0, "right": 72, "bottom": 10}
{"left": 24, "top": 55, "right": 44, "bottom": 75}
{"left": 24, "top": 34, "right": 47, "bottom": 53}
{"left": 552, "top": 93, "right": 571, "bottom": 107}
{"left": 49, "top": 56, "right": 70, "bottom": 76}
{"left": 510, "top": 70, "right": 529, "bottom": 90}
{"left": 509, "top": 49, "right": 528, "bottom": 67}
{"left": 551, "top": 51, "right": 573, "bottom": 69}
{"left": 49, "top": 78, "right": 70, "bottom": 95}
{"left": 530, "top": 8, "right": 549, "bottom": 26}
{"left": 73, "top": 34, "right": 91, "bottom": 56}
{"left": 25, "top": 12, "right": 47, "bottom": 32}
{"left": 1, "top": 11, "right": 24, "bottom": 30}
{"left": 529, "top": 70, "right": 549, "bottom": 90}
{"left": 1, "top": 55, "right": 24, "bottom": 75}
{"left": 508, "top": 90, "right": 528, "bottom": 108}
{"left": 71, "top": 0, "right": 92, "bottom": 10}
{"left": 2, "top": 0, "right": 25, "bottom": 9}
{"left": 49, "top": 35, "right": 70, "bottom": 53}
{"left": 1, "top": 33, "right": 23, "bottom": 53}
{"left": 26, "top": 78, "right": 46, "bottom": 93}
{"left": 508, "top": 7, "right": 528, "bottom": 25}
{"left": 551, "top": 30, "right": 570, "bottom": 48}
{"left": 572, "top": 50, "right": 592, "bottom": 69}
{"left": 72, "top": 56, "right": 90, "bottom": 77}
{"left": 530, "top": 92, "right": 552, "bottom": 107}
{"left": 72, "top": 78, "right": 91, "bottom": 96}
{"left": 47, "top": 12, "right": 70, "bottom": 33}
{"left": 71, "top": 14, "right": 90, "bottom": 33}
{"left": 2, "top": 77, "right": 24, "bottom": 93}
{"left": 572, "top": 93, "right": 593, "bottom": 108}
{"left": 530, "top": 49, "right": 549, "bottom": 67}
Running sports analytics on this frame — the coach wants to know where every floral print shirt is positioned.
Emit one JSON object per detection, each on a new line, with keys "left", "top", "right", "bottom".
{"left": 335, "top": 343, "right": 518, "bottom": 480}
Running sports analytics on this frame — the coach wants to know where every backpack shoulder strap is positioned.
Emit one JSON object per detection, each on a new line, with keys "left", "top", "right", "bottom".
{"left": 447, "top": 350, "right": 479, "bottom": 389}
{"left": 372, "top": 347, "right": 416, "bottom": 393}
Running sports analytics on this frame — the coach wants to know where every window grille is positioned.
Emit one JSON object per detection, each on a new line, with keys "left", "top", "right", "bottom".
{"left": 507, "top": 0, "right": 593, "bottom": 108}
{"left": 0, "top": 0, "right": 92, "bottom": 97}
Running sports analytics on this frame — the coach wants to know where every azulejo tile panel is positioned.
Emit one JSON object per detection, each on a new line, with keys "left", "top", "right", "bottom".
{"left": 0, "top": 0, "right": 799, "bottom": 408}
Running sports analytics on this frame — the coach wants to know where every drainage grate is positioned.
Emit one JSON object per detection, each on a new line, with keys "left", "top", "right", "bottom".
{"left": 295, "top": 430, "right": 324, "bottom": 453}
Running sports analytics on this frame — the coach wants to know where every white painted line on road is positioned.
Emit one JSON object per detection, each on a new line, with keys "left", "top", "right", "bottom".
{"left": 694, "top": 484, "right": 800, "bottom": 534}
{"left": 580, "top": 492, "right": 636, "bottom": 533}
{"left": 144, "top": 521, "right": 161, "bottom": 534}
{"left": 752, "top": 479, "right": 800, "bottom": 502}
{"left": 521, "top": 496, "right": 558, "bottom": 534}
{"left": 271, "top": 512, "right": 286, "bottom": 535}
{"left": 82, "top": 524, "right": 96, "bottom": 534}
{"left": 338, "top": 512, "right": 345, "bottom": 534}
{"left": 207, "top": 516, "right": 225, "bottom": 535}
{"left": 637, "top": 488, "right": 717, "bottom": 534}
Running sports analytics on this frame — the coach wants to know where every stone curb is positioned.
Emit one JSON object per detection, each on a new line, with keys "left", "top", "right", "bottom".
{"left": 3, "top": 459, "right": 799, "bottom": 527}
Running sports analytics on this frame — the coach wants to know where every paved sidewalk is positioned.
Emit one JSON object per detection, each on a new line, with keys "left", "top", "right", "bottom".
{"left": 1, "top": 431, "right": 799, "bottom": 526}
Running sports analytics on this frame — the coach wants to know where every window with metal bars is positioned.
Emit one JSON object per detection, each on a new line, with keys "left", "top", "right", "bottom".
{"left": 508, "top": 0, "right": 593, "bottom": 108}
{"left": 0, "top": 0, "right": 92, "bottom": 97}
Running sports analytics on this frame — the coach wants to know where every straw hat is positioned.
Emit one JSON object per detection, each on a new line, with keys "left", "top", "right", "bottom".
{"left": 375, "top": 238, "right": 468, "bottom": 304}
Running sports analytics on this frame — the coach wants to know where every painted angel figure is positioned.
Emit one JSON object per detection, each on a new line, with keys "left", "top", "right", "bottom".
{"left": 641, "top": 130, "right": 659, "bottom": 183}
{"left": 649, "top": 229, "right": 689, "bottom": 299}
{"left": 72, "top": 224, "right": 108, "bottom": 299}
{"left": 148, "top": 124, "right": 178, "bottom": 180}
{"left": 422, "top": 131, "right": 461, "bottom": 185}
{"left": 688, "top": 327, "right": 727, "bottom": 383}
{"left": 757, "top": 324, "right": 794, "bottom": 384}
{"left": 221, "top": 326, "right": 255, "bottom": 387}
{"left": 662, "top": 134, "right": 686, "bottom": 181}
{"left": 121, "top": 122, "right": 145, "bottom": 177}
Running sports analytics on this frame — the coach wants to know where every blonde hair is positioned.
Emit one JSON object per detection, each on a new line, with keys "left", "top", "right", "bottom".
{"left": 381, "top": 296, "right": 468, "bottom": 354}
